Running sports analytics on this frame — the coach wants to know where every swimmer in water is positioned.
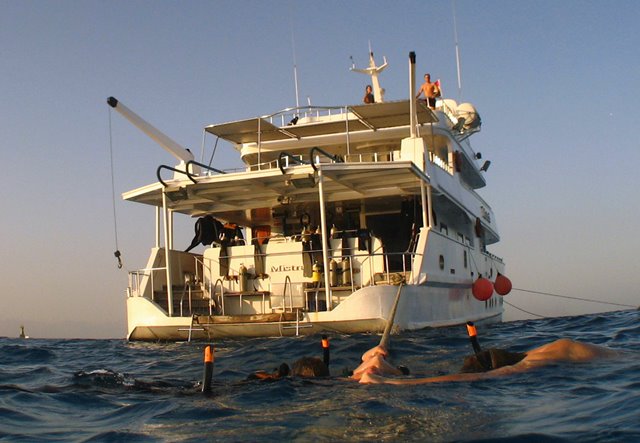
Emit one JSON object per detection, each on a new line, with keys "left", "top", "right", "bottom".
{"left": 247, "top": 357, "right": 330, "bottom": 380}
{"left": 350, "top": 344, "right": 408, "bottom": 381}
{"left": 246, "top": 362, "right": 290, "bottom": 381}
{"left": 248, "top": 336, "right": 331, "bottom": 380}
{"left": 358, "top": 338, "right": 619, "bottom": 385}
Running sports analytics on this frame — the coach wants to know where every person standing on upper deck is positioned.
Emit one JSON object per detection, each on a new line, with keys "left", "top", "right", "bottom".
{"left": 416, "top": 73, "right": 440, "bottom": 109}
{"left": 363, "top": 85, "right": 375, "bottom": 104}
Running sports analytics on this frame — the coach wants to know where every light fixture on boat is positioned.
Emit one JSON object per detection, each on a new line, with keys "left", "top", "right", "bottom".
{"left": 166, "top": 187, "right": 188, "bottom": 201}
{"left": 286, "top": 173, "right": 317, "bottom": 189}
{"left": 480, "top": 161, "right": 491, "bottom": 172}
{"left": 277, "top": 195, "right": 292, "bottom": 205}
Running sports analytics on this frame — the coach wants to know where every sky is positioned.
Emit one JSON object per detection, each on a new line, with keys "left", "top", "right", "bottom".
{"left": 1, "top": 0, "right": 638, "bottom": 339}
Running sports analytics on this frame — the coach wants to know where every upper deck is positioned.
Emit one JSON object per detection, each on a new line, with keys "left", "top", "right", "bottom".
{"left": 122, "top": 96, "right": 498, "bottom": 244}
{"left": 204, "top": 98, "right": 485, "bottom": 189}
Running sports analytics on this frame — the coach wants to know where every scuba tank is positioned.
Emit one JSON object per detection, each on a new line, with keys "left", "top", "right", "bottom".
{"left": 239, "top": 264, "right": 248, "bottom": 292}
{"left": 329, "top": 259, "right": 338, "bottom": 286}
{"left": 312, "top": 261, "right": 322, "bottom": 283}
{"left": 341, "top": 257, "right": 351, "bottom": 286}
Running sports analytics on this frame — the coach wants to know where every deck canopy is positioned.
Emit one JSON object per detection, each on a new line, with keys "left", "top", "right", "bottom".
{"left": 204, "top": 100, "right": 437, "bottom": 144}
{"left": 122, "top": 162, "right": 429, "bottom": 223}
{"left": 349, "top": 100, "right": 437, "bottom": 130}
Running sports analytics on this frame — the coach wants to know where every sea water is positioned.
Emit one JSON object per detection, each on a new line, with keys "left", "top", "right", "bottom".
{"left": 1, "top": 309, "right": 639, "bottom": 442}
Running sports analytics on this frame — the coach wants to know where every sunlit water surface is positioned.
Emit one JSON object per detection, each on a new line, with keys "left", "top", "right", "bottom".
{"left": 1, "top": 310, "right": 639, "bottom": 442}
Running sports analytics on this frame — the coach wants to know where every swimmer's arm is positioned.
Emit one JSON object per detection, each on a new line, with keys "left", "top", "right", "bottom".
{"left": 359, "top": 364, "right": 524, "bottom": 385}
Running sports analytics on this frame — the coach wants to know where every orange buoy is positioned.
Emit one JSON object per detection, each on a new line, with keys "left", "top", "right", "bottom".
{"left": 202, "top": 345, "right": 215, "bottom": 393}
{"left": 494, "top": 273, "right": 512, "bottom": 296}
{"left": 321, "top": 335, "right": 330, "bottom": 367}
{"left": 472, "top": 277, "right": 493, "bottom": 301}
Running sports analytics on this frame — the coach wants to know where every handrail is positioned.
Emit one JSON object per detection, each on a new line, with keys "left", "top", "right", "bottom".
{"left": 211, "top": 278, "right": 225, "bottom": 315}
{"left": 128, "top": 266, "right": 167, "bottom": 299}
{"left": 278, "top": 152, "right": 310, "bottom": 175}
{"left": 283, "top": 275, "right": 293, "bottom": 313}
{"left": 309, "top": 147, "right": 344, "bottom": 171}
{"left": 156, "top": 164, "right": 197, "bottom": 187}
{"left": 186, "top": 159, "right": 226, "bottom": 180}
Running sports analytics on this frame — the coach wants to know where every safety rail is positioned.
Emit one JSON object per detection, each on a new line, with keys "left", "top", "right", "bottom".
{"left": 203, "top": 246, "right": 419, "bottom": 298}
{"left": 278, "top": 151, "right": 310, "bottom": 175}
{"left": 127, "top": 266, "right": 166, "bottom": 300}
{"left": 263, "top": 105, "right": 350, "bottom": 128}
{"left": 283, "top": 275, "right": 294, "bottom": 313}
{"left": 185, "top": 159, "right": 226, "bottom": 180}
{"left": 209, "top": 278, "right": 226, "bottom": 314}
{"left": 156, "top": 164, "right": 197, "bottom": 187}
{"left": 309, "top": 147, "right": 344, "bottom": 170}
{"left": 429, "top": 151, "right": 453, "bottom": 174}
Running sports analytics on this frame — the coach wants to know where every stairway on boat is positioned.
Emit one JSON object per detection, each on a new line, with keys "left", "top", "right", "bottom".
{"left": 152, "top": 284, "right": 213, "bottom": 316}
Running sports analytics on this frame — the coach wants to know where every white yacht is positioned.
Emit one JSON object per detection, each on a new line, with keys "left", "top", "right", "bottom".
{"left": 109, "top": 52, "right": 511, "bottom": 341}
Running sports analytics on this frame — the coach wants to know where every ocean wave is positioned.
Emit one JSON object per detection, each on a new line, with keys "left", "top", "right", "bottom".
{"left": 0, "top": 310, "right": 638, "bottom": 441}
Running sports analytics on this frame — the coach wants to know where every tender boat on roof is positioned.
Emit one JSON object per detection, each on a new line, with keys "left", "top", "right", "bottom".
{"left": 109, "top": 52, "right": 509, "bottom": 341}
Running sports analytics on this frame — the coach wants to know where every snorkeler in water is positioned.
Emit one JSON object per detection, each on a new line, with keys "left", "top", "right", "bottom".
{"left": 358, "top": 337, "right": 618, "bottom": 385}
{"left": 247, "top": 336, "right": 331, "bottom": 381}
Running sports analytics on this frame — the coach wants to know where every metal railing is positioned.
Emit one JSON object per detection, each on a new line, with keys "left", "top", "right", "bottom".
{"left": 264, "top": 105, "right": 350, "bottom": 128}
{"left": 202, "top": 244, "right": 419, "bottom": 295}
{"left": 128, "top": 266, "right": 167, "bottom": 300}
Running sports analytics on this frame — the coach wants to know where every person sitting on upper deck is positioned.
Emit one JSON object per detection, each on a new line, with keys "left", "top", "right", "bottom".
{"left": 416, "top": 73, "right": 440, "bottom": 109}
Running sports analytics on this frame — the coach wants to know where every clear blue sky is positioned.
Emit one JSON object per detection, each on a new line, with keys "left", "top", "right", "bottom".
{"left": 1, "top": 1, "right": 638, "bottom": 338}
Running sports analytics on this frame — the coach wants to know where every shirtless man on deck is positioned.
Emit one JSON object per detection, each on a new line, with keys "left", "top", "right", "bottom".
{"left": 416, "top": 73, "right": 440, "bottom": 109}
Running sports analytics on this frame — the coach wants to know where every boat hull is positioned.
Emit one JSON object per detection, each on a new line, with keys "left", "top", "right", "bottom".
{"left": 126, "top": 282, "right": 503, "bottom": 341}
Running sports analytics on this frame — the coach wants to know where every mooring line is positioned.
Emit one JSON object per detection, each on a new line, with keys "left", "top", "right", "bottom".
{"left": 502, "top": 299, "right": 545, "bottom": 318}
{"left": 512, "top": 288, "right": 635, "bottom": 308}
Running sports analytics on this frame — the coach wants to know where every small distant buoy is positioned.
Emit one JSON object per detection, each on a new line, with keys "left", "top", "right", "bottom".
{"left": 494, "top": 273, "right": 512, "bottom": 296}
{"left": 321, "top": 335, "right": 330, "bottom": 367}
{"left": 202, "top": 345, "right": 214, "bottom": 393}
{"left": 472, "top": 277, "right": 493, "bottom": 301}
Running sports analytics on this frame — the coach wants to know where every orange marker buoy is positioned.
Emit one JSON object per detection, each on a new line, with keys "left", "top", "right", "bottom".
{"left": 466, "top": 321, "right": 482, "bottom": 355}
{"left": 202, "top": 344, "right": 215, "bottom": 393}
{"left": 494, "top": 273, "right": 512, "bottom": 296}
{"left": 472, "top": 277, "right": 494, "bottom": 301}
{"left": 321, "top": 335, "right": 330, "bottom": 367}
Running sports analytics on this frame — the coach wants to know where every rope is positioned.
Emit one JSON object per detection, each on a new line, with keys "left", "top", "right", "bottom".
{"left": 379, "top": 279, "right": 405, "bottom": 350}
{"left": 108, "top": 109, "right": 122, "bottom": 269}
{"left": 513, "top": 287, "right": 635, "bottom": 309}
{"left": 503, "top": 299, "right": 545, "bottom": 318}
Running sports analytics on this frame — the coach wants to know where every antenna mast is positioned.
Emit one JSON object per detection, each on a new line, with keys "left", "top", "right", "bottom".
{"left": 452, "top": 0, "right": 463, "bottom": 100}
{"left": 290, "top": 9, "right": 300, "bottom": 109}
{"left": 350, "top": 43, "right": 388, "bottom": 103}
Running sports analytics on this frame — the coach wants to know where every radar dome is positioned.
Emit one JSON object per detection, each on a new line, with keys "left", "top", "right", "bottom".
{"left": 441, "top": 99, "right": 458, "bottom": 114}
{"left": 457, "top": 103, "right": 481, "bottom": 130}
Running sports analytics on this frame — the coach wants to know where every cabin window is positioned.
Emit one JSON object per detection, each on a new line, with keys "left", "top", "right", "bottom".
{"left": 440, "top": 223, "right": 448, "bottom": 235}
{"left": 463, "top": 250, "right": 468, "bottom": 268}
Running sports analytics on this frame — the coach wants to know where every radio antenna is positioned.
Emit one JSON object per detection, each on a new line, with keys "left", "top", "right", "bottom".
{"left": 289, "top": 6, "right": 300, "bottom": 109}
{"left": 452, "top": 0, "right": 463, "bottom": 100}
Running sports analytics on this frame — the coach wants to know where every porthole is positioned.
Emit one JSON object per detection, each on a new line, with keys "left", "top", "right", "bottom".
{"left": 439, "top": 255, "right": 445, "bottom": 270}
